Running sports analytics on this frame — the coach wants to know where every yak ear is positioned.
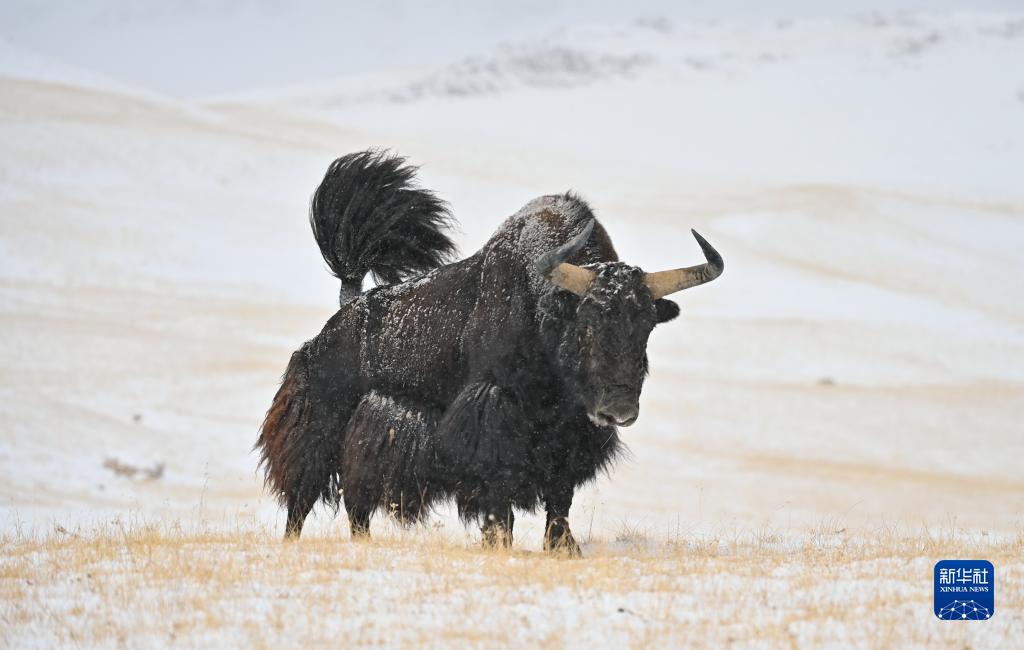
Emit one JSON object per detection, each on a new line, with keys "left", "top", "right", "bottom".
{"left": 654, "top": 298, "right": 680, "bottom": 324}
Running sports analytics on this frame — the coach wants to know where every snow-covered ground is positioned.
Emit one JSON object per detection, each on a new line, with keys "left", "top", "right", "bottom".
{"left": 1, "top": 0, "right": 1022, "bottom": 553}
{"left": 3, "top": 523, "right": 1022, "bottom": 647}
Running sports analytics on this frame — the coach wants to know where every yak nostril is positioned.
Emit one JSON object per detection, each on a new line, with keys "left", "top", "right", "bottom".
{"left": 597, "top": 406, "right": 638, "bottom": 427}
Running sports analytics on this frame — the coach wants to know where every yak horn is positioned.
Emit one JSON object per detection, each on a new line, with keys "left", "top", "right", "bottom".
{"left": 535, "top": 219, "right": 596, "bottom": 296}
{"left": 645, "top": 229, "right": 724, "bottom": 299}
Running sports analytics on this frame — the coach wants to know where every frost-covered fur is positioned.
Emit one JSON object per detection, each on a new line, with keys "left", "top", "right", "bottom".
{"left": 256, "top": 152, "right": 680, "bottom": 554}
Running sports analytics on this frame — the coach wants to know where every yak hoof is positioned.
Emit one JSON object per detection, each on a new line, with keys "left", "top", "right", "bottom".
{"left": 481, "top": 527, "right": 513, "bottom": 550}
{"left": 545, "top": 534, "right": 583, "bottom": 559}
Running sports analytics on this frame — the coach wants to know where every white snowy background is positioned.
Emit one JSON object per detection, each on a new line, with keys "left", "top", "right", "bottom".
{"left": 1, "top": 0, "right": 1022, "bottom": 543}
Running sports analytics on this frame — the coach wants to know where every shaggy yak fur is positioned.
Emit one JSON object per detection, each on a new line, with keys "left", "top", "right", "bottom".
{"left": 255, "top": 150, "right": 724, "bottom": 555}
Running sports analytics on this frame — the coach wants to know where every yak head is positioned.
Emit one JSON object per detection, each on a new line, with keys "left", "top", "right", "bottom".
{"left": 536, "top": 220, "right": 723, "bottom": 427}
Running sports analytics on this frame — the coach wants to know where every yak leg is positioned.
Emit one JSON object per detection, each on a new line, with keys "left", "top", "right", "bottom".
{"left": 341, "top": 471, "right": 373, "bottom": 540}
{"left": 341, "top": 390, "right": 444, "bottom": 541}
{"left": 259, "top": 346, "right": 355, "bottom": 542}
{"left": 346, "top": 506, "right": 372, "bottom": 540}
{"left": 481, "top": 503, "right": 515, "bottom": 550}
{"left": 284, "top": 496, "right": 315, "bottom": 540}
{"left": 544, "top": 486, "right": 581, "bottom": 557}
{"left": 437, "top": 381, "right": 529, "bottom": 551}
{"left": 343, "top": 483, "right": 374, "bottom": 540}
{"left": 284, "top": 466, "right": 335, "bottom": 540}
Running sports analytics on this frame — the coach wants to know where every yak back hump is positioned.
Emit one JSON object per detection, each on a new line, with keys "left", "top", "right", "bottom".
{"left": 459, "top": 193, "right": 618, "bottom": 373}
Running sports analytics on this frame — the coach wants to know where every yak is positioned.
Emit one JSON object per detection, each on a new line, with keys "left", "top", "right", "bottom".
{"left": 256, "top": 150, "right": 723, "bottom": 556}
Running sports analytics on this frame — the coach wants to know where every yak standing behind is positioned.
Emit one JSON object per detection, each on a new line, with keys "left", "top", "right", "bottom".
{"left": 255, "top": 151, "right": 724, "bottom": 555}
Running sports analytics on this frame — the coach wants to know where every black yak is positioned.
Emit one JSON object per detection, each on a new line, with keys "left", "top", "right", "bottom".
{"left": 256, "top": 150, "right": 723, "bottom": 555}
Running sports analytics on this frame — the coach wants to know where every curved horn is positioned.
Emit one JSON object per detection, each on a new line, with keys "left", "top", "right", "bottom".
{"left": 534, "top": 219, "right": 597, "bottom": 296}
{"left": 645, "top": 229, "right": 724, "bottom": 299}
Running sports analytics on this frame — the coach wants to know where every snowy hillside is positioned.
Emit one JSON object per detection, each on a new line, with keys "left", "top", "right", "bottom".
{"left": 1, "top": 1, "right": 1023, "bottom": 543}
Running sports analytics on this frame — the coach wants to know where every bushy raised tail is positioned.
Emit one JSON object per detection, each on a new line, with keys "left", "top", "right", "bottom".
{"left": 309, "top": 150, "right": 457, "bottom": 305}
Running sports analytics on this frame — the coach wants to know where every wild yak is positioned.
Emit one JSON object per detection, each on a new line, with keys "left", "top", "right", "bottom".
{"left": 256, "top": 150, "right": 724, "bottom": 555}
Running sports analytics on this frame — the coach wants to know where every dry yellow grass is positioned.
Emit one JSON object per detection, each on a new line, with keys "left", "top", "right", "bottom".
{"left": 1, "top": 519, "right": 1021, "bottom": 648}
